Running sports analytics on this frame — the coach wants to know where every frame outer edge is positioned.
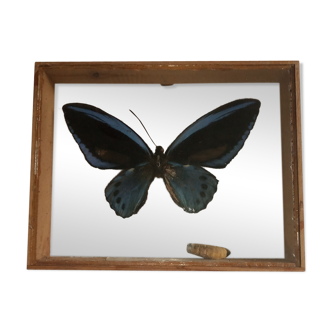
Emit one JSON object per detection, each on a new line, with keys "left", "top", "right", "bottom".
{"left": 295, "top": 62, "right": 305, "bottom": 269}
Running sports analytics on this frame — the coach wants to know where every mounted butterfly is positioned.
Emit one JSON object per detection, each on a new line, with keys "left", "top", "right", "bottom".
{"left": 62, "top": 99, "right": 260, "bottom": 218}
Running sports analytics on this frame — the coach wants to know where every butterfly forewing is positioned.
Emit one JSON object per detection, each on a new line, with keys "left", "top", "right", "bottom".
{"left": 63, "top": 103, "right": 153, "bottom": 170}
{"left": 163, "top": 163, "right": 218, "bottom": 213}
{"left": 165, "top": 99, "right": 260, "bottom": 168}
{"left": 105, "top": 163, "right": 155, "bottom": 218}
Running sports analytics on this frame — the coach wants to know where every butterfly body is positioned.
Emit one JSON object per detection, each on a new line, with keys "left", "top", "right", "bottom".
{"left": 151, "top": 146, "right": 166, "bottom": 178}
{"left": 63, "top": 99, "right": 260, "bottom": 218}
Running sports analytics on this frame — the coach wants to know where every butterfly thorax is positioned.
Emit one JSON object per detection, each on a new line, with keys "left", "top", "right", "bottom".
{"left": 153, "top": 146, "right": 167, "bottom": 178}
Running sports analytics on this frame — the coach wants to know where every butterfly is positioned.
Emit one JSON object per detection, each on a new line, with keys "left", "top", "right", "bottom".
{"left": 62, "top": 98, "right": 260, "bottom": 218}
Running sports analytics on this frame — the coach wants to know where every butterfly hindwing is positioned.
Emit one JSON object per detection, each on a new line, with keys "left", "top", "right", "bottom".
{"left": 163, "top": 162, "right": 218, "bottom": 213}
{"left": 63, "top": 103, "right": 153, "bottom": 170}
{"left": 166, "top": 99, "right": 260, "bottom": 168}
{"left": 104, "top": 163, "right": 155, "bottom": 218}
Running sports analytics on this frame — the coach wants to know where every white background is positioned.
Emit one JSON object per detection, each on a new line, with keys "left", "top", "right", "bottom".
{"left": 52, "top": 83, "right": 283, "bottom": 258}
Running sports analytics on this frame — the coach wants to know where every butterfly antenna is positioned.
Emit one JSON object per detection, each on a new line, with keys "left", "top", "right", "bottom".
{"left": 129, "top": 109, "right": 157, "bottom": 147}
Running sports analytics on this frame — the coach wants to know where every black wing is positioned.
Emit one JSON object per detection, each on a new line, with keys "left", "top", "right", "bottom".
{"left": 165, "top": 99, "right": 260, "bottom": 168}
{"left": 63, "top": 103, "right": 153, "bottom": 169}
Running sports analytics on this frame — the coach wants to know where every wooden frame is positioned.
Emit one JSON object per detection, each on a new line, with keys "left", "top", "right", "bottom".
{"left": 27, "top": 61, "right": 304, "bottom": 271}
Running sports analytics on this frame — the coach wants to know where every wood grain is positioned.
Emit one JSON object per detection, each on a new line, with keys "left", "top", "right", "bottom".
{"left": 27, "top": 61, "right": 305, "bottom": 271}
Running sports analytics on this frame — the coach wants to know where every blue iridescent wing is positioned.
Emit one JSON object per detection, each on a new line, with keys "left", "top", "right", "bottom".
{"left": 63, "top": 103, "right": 153, "bottom": 169}
{"left": 165, "top": 99, "right": 260, "bottom": 168}
{"left": 105, "top": 163, "right": 155, "bottom": 218}
{"left": 163, "top": 163, "right": 218, "bottom": 213}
